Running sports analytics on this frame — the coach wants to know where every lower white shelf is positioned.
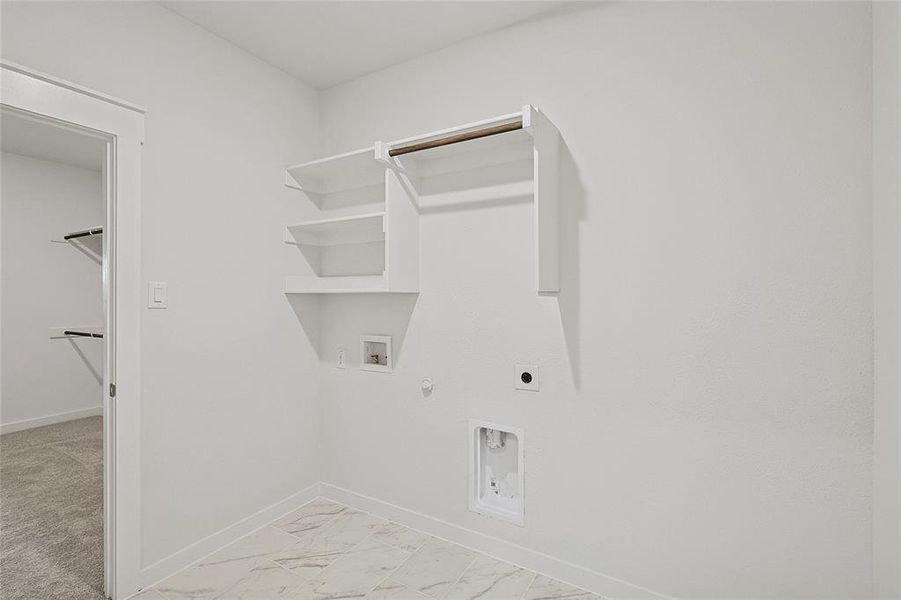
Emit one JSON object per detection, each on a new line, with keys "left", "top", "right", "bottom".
{"left": 283, "top": 275, "right": 416, "bottom": 294}
{"left": 284, "top": 212, "right": 385, "bottom": 247}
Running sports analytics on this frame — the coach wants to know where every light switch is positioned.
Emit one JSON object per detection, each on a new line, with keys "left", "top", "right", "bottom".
{"left": 148, "top": 281, "right": 167, "bottom": 309}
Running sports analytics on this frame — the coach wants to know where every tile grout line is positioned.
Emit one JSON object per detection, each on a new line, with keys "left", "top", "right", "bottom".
{"left": 319, "top": 493, "right": 602, "bottom": 598}
{"left": 361, "top": 538, "right": 417, "bottom": 597}
{"left": 154, "top": 496, "right": 599, "bottom": 600}
{"left": 263, "top": 497, "right": 356, "bottom": 590}
{"left": 357, "top": 519, "right": 447, "bottom": 597}
{"left": 314, "top": 498, "right": 525, "bottom": 600}
{"left": 155, "top": 497, "right": 337, "bottom": 596}
{"left": 288, "top": 499, "right": 417, "bottom": 596}
{"left": 277, "top": 510, "right": 393, "bottom": 593}
{"left": 326, "top": 497, "right": 531, "bottom": 600}
{"left": 518, "top": 571, "right": 540, "bottom": 600}
{"left": 371, "top": 522, "right": 431, "bottom": 555}
{"left": 214, "top": 558, "right": 302, "bottom": 600}
{"left": 317, "top": 515, "right": 431, "bottom": 597}
{"left": 277, "top": 500, "right": 349, "bottom": 543}
{"left": 436, "top": 554, "right": 480, "bottom": 600}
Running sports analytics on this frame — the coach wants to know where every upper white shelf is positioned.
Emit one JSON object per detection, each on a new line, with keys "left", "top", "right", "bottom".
{"left": 285, "top": 147, "right": 384, "bottom": 195}
{"left": 284, "top": 212, "right": 385, "bottom": 247}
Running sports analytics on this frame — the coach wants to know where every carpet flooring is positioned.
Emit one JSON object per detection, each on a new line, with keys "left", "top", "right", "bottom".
{"left": 1, "top": 416, "right": 104, "bottom": 599}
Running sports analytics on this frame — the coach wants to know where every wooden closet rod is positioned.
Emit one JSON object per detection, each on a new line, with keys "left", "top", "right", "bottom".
{"left": 388, "top": 118, "right": 523, "bottom": 157}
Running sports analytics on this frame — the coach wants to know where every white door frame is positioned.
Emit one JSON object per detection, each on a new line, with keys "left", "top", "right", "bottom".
{"left": 1, "top": 60, "right": 145, "bottom": 599}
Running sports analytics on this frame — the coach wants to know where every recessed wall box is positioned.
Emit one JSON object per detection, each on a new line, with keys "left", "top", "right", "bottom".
{"left": 360, "top": 334, "right": 392, "bottom": 373}
{"left": 469, "top": 419, "right": 524, "bottom": 526}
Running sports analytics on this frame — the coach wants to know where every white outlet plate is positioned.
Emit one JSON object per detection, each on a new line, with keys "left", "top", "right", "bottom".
{"left": 515, "top": 364, "right": 539, "bottom": 391}
{"left": 336, "top": 348, "right": 346, "bottom": 369}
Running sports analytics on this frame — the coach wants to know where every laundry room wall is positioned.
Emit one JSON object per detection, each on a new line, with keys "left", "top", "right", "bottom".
{"left": 317, "top": 3, "right": 874, "bottom": 597}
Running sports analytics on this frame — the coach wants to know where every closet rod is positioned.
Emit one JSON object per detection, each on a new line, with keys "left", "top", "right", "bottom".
{"left": 63, "top": 330, "right": 104, "bottom": 339}
{"left": 64, "top": 227, "right": 103, "bottom": 240}
{"left": 388, "top": 119, "right": 523, "bottom": 157}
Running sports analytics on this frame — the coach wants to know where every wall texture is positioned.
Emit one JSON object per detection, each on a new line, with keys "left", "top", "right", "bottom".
{"left": 318, "top": 3, "right": 874, "bottom": 597}
{"left": 0, "top": 1, "right": 322, "bottom": 569}
{"left": 873, "top": 2, "right": 901, "bottom": 596}
{"left": 1, "top": 153, "right": 103, "bottom": 430}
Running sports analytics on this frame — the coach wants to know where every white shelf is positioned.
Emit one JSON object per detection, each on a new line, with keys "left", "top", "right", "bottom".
{"left": 284, "top": 275, "right": 416, "bottom": 294}
{"left": 376, "top": 105, "right": 559, "bottom": 293}
{"left": 285, "top": 147, "right": 385, "bottom": 195}
{"left": 282, "top": 104, "right": 558, "bottom": 294}
{"left": 285, "top": 212, "right": 385, "bottom": 247}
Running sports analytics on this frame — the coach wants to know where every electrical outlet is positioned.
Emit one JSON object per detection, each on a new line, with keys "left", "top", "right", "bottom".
{"left": 336, "top": 348, "right": 346, "bottom": 369}
{"left": 515, "top": 364, "right": 539, "bottom": 391}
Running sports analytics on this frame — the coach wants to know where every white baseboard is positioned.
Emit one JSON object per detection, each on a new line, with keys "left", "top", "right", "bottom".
{"left": 133, "top": 480, "right": 668, "bottom": 600}
{"left": 137, "top": 481, "right": 322, "bottom": 592}
{"left": 321, "top": 483, "right": 670, "bottom": 600}
{"left": 0, "top": 406, "right": 102, "bottom": 434}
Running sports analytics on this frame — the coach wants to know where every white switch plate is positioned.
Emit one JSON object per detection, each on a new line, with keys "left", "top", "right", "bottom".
{"left": 148, "top": 281, "right": 167, "bottom": 309}
{"left": 336, "top": 348, "right": 347, "bottom": 369}
{"left": 515, "top": 364, "right": 539, "bottom": 391}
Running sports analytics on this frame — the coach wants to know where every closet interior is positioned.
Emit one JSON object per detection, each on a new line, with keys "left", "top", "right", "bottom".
{"left": 0, "top": 109, "right": 108, "bottom": 599}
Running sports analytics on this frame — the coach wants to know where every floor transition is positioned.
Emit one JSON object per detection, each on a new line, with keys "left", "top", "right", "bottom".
{"left": 0, "top": 416, "right": 105, "bottom": 600}
{"left": 143, "top": 498, "right": 601, "bottom": 599}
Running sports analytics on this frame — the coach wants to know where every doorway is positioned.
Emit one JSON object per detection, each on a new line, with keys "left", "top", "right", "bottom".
{"left": 0, "top": 109, "right": 109, "bottom": 598}
{"left": 1, "top": 61, "right": 144, "bottom": 600}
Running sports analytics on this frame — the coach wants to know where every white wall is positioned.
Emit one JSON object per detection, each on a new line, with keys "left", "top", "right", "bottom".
{"left": 0, "top": 0, "right": 322, "bottom": 571}
{"left": 873, "top": 2, "right": 901, "bottom": 597}
{"left": 0, "top": 2, "right": 881, "bottom": 597}
{"left": 318, "top": 3, "right": 874, "bottom": 598}
{"left": 1, "top": 153, "right": 103, "bottom": 430}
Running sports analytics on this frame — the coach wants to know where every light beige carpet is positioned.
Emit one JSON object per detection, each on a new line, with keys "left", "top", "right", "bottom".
{"left": 1, "top": 416, "right": 104, "bottom": 599}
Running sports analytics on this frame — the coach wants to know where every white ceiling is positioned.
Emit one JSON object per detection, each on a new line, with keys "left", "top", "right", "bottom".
{"left": 159, "top": 1, "right": 573, "bottom": 89}
{"left": 1, "top": 111, "right": 105, "bottom": 171}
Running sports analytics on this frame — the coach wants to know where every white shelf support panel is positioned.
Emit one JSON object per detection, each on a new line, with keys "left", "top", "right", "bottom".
{"left": 529, "top": 107, "right": 561, "bottom": 294}
{"left": 383, "top": 168, "right": 419, "bottom": 293}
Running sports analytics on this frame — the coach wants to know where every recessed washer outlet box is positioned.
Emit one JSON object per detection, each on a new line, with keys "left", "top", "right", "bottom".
{"left": 360, "top": 334, "right": 392, "bottom": 373}
{"left": 469, "top": 419, "right": 524, "bottom": 526}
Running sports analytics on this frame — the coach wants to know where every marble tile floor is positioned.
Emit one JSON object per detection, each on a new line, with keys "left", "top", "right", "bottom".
{"left": 139, "top": 498, "right": 602, "bottom": 600}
